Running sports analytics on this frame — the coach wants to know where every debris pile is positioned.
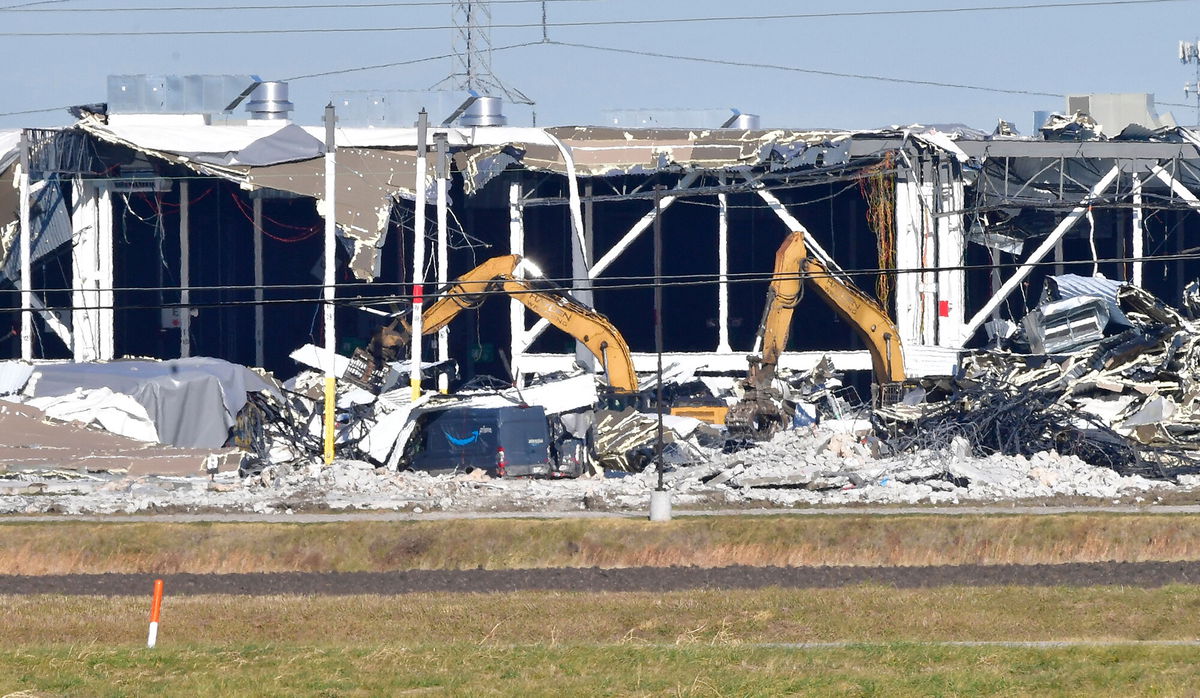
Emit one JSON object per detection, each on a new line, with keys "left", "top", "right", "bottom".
{"left": 695, "top": 426, "right": 1167, "bottom": 506}
{"left": 882, "top": 279, "right": 1200, "bottom": 479}
{"left": 12, "top": 273, "right": 1200, "bottom": 515}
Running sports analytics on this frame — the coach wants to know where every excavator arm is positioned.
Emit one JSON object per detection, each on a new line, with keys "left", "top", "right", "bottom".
{"left": 729, "top": 230, "right": 905, "bottom": 437}
{"left": 757, "top": 232, "right": 905, "bottom": 385}
{"left": 371, "top": 255, "right": 639, "bottom": 394}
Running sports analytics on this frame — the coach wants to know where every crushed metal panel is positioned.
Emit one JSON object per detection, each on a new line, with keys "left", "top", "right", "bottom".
{"left": 463, "top": 127, "right": 854, "bottom": 184}
{"left": 1023, "top": 296, "right": 1110, "bottom": 354}
{"left": 1045, "top": 274, "right": 1130, "bottom": 326}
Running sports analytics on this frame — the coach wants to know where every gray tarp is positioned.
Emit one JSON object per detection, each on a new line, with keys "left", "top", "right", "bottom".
{"left": 25, "top": 357, "right": 278, "bottom": 448}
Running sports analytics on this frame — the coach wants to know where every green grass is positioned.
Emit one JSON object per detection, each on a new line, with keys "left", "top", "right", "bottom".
{"left": 6, "top": 513, "right": 1200, "bottom": 573}
{"left": 1, "top": 643, "right": 1196, "bottom": 697}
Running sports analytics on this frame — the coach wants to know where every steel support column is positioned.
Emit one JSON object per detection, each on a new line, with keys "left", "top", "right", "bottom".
{"left": 179, "top": 179, "right": 191, "bottom": 358}
{"left": 1132, "top": 173, "right": 1144, "bottom": 287}
{"left": 18, "top": 132, "right": 31, "bottom": 359}
{"left": 717, "top": 174, "right": 731, "bottom": 353}
{"left": 252, "top": 195, "right": 264, "bottom": 368}
{"left": 71, "top": 177, "right": 114, "bottom": 362}
{"left": 508, "top": 180, "right": 525, "bottom": 385}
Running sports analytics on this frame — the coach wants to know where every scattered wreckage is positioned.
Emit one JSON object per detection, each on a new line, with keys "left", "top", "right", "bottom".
{"left": 880, "top": 275, "right": 1200, "bottom": 479}
{"left": 7, "top": 244, "right": 1200, "bottom": 512}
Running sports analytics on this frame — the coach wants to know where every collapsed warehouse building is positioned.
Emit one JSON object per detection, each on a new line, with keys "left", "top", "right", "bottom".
{"left": 3, "top": 79, "right": 1200, "bottom": 491}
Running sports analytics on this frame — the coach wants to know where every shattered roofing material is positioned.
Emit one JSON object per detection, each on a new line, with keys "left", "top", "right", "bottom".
{"left": 73, "top": 116, "right": 872, "bottom": 280}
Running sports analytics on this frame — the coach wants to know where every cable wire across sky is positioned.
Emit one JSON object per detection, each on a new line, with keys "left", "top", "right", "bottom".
{"left": 3, "top": 1, "right": 1200, "bottom": 35}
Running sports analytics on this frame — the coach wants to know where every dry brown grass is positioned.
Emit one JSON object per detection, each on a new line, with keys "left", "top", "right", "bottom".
{"left": 5, "top": 513, "right": 1200, "bottom": 574}
{"left": 5, "top": 586, "right": 1200, "bottom": 646}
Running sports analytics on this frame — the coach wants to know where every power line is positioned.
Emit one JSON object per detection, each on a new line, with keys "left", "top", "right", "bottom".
{"left": 9, "top": 249, "right": 1200, "bottom": 313}
{"left": 0, "top": 0, "right": 74, "bottom": 8}
{"left": 2, "top": 1, "right": 1196, "bottom": 36}
{"left": 285, "top": 40, "right": 538, "bottom": 81}
{"left": 0, "top": 104, "right": 80, "bottom": 117}
{"left": 3, "top": 0, "right": 1191, "bottom": 14}
{"left": 547, "top": 41, "right": 1064, "bottom": 99}
{"left": 0, "top": 0, "right": 597, "bottom": 9}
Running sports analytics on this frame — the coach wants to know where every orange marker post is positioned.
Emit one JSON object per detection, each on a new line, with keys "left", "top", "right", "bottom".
{"left": 147, "top": 578, "right": 164, "bottom": 648}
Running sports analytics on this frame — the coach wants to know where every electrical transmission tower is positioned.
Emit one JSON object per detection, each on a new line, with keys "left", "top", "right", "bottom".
{"left": 438, "top": 0, "right": 533, "bottom": 105}
{"left": 1182, "top": 39, "right": 1200, "bottom": 126}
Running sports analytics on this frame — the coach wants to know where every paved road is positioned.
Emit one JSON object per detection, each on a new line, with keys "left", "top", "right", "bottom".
{"left": 6, "top": 504, "right": 1200, "bottom": 524}
{"left": 4, "top": 561, "right": 1200, "bottom": 595}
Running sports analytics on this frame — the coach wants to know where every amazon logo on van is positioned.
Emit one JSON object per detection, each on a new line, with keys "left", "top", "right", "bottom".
{"left": 443, "top": 425, "right": 494, "bottom": 446}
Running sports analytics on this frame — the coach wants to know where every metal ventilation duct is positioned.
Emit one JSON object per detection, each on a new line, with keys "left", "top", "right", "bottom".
{"left": 460, "top": 96, "right": 507, "bottom": 127}
{"left": 245, "top": 81, "right": 294, "bottom": 121}
{"left": 731, "top": 113, "right": 760, "bottom": 129}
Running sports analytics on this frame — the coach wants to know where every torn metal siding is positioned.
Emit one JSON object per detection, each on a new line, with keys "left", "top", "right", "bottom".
{"left": 0, "top": 164, "right": 16, "bottom": 265}
{"left": 79, "top": 116, "right": 419, "bottom": 281}
{"left": 1, "top": 176, "right": 72, "bottom": 282}
{"left": 451, "top": 127, "right": 856, "bottom": 195}
{"left": 243, "top": 148, "right": 421, "bottom": 279}
{"left": 496, "top": 126, "right": 852, "bottom": 177}
{"left": 71, "top": 117, "right": 887, "bottom": 282}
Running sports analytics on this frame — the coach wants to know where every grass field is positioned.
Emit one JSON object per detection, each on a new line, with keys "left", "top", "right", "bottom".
{"left": 4, "top": 512, "right": 1200, "bottom": 574}
{"left": 3, "top": 588, "right": 1200, "bottom": 696}
{"left": 8, "top": 513, "right": 1200, "bottom": 695}
{"left": 4, "top": 643, "right": 1196, "bottom": 697}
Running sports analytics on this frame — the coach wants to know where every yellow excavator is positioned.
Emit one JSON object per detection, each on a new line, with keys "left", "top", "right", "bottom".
{"left": 726, "top": 231, "right": 906, "bottom": 438}
{"left": 369, "top": 254, "right": 639, "bottom": 395}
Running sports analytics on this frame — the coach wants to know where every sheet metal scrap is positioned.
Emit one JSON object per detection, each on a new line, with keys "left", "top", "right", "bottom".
{"left": 592, "top": 407, "right": 706, "bottom": 472}
{"left": 879, "top": 284, "right": 1200, "bottom": 479}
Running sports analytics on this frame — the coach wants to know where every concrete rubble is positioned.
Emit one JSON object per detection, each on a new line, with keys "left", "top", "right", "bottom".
{"left": 10, "top": 277, "right": 1200, "bottom": 515}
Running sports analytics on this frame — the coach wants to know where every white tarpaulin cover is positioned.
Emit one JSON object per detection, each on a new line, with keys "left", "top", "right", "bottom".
{"left": 25, "top": 387, "right": 159, "bottom": 443}
{"left": 23, "top": 357, "right": 278, "bottom": 448}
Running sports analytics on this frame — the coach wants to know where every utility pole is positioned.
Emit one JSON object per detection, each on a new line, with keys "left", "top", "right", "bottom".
{"left": 435, "top": 133, "right": 450, "bottom": 394}
{"left": 649, "top": 184, "right": 671, "bottom": 522}
{"left": 410, "top": 109, "right": 429, "bottom": 401}
{"left": 322, "top": 104, "right": 337, "bottom": 466}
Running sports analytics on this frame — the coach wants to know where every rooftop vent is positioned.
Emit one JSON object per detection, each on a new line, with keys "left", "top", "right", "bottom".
{"left": 460, "top": 96, "right": 507, "bottom": 127}
{"left": 245, "top": 81, "right": 293, "bottom": 121}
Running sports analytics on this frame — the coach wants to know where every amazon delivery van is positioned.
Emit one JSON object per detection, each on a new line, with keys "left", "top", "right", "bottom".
{"left": 409, "top": 405, "right": 556, "bottom": 477}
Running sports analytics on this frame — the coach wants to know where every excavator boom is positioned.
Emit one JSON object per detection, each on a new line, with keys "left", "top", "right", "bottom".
{"left": 372, "top": 255, "right": 639, "bottom": 394}
{"left": 729, "top": 230, "right": 905, "bottom": 437}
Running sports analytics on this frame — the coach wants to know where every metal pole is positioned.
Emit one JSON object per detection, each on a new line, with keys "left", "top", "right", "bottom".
{"left": 508, "top": 180, "right": 525, "bottom": 385}
{"left": 649, "top": 184, "right": 671, "bottom": 522}
{"left": 18, "top": 130, "right": 32, "bottom": 360}
{"left": 717, "top": 174, "right": 730, "bottom": 352}
{"left": 435, "top": 133, "right": 449, "bottom": 393}
{"left": 253, "top": 194, "right": 264, "bottom": 368}
{"left": 410, "top": 109, "right": 429, "bottom": 401}
{"left": 322, "top": 104, "right": 337, "bottom": 465}
{"left": 179, "top": 179, "right": 191, "bottom": 358}
{"left": 653, "top": 184, "right": 665, "bottom": 492}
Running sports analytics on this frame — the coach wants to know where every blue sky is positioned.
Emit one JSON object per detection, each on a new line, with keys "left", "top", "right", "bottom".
{"left": 1, "top": 0, "right": 1197, "bottom": 131}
